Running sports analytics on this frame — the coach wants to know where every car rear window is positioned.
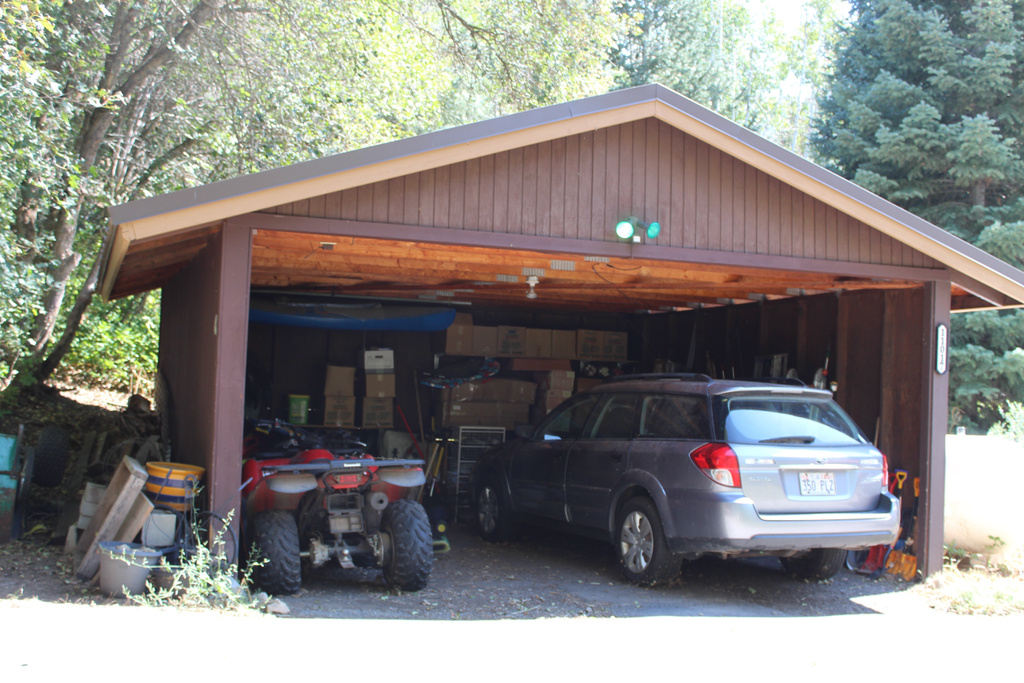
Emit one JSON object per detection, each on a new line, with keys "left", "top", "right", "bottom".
{"left": 637, "top": 394, "right": 710, "bottom": 440}
{"left": 712, "top": 394, "right": 868, "bottom": 446}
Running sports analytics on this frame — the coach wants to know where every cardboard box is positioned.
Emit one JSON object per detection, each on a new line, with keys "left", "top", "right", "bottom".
{"left": 525, "top": 328, "right": 552, "bottom": 358}
{"left": 537, "top": 390, "right": 573, "bottom": 413}
{"left": 445, "top": 313, "right": 474, "bottom": 354}
{"left": 362, "top": 349, "right": 394, "bottom": 374}
{"left": 472, "top": 326, "right": 498, "bottom": 355}
{"left": 445, "top": 402, "right": 530, "bottom": 429}
{"left": 508, "top": 358, "right": 573, "bottom": 372}
{"left": 445, "top": 378, "right": 537, "bottom": 404}
{"left": 603, "top": 331, "right": 628, "bottom": 361}
{"left": 540, "top": 370, "right": 575, "bottom": 392}
{"left": 364, "top": 373, "right": 396, "bottom": 398}
{"left": 324, "top": 395, "right": 357, "bottom": 427}
{"left": 551, "top": 330, "right": 577, "bottom": 359}
{"left": 325, "top": 365, "right": 356, "bottom": 396}
{"left": 498, "top": 326, "right": 526, "bottom": 357}
{"left": 577, "top": 329, "right": 603, "bottom": 359}
{"left": 362, "top": 397, "right": 394, "bottom": 428}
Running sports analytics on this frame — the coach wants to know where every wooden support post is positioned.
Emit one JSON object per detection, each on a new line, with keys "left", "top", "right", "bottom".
{"left": 74, "top": 456, "right": 149, "bottom": 581}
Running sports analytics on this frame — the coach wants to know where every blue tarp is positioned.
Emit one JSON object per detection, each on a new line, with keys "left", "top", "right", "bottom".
{"left": 249, "top": 301, "right": 458, "bottom": 332}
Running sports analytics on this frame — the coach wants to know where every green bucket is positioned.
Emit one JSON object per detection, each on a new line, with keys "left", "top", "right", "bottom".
{"left": 288, "top": 394, "right": 310, "bottom": 425}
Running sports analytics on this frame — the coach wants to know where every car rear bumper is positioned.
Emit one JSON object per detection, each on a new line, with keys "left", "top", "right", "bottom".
{"left": 663, "top": 490, "right": 900, "bottom": 555}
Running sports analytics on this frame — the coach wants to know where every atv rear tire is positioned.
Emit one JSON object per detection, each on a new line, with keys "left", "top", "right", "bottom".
{"left": 251, "top": 510, "right": 302, "bottom": 595}
{"left": 380, "top": 499, "right": 433, "bottom": 592}
{"left": 32, "top": 425, "right": 69, "bottom": 488}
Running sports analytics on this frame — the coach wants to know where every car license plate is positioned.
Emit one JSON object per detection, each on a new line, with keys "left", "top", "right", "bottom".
{"left": 799, "top": 472, "right": 836, "bottom": 496}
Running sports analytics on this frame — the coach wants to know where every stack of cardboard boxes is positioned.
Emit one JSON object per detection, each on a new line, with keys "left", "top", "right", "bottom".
{"left": 322, "top": 349, "right": 395, "bottom": 429}
{"left": 443, "top": 313, "right": 627, "bottom": 361}
{"left": 361, "top": 349, "right": 395, "bottom": 429}
{"left": 439, "top": 378, "right": 537, "bottom": 430}
{"left": 324, "top": 365, "right": 356, "bottom": 427}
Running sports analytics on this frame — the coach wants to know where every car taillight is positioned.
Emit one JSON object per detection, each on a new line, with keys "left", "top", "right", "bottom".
{"left": 690, "top": 443, "right": 741, "bottom": 488}
{"left": 881, "top": 453, "right": 890, "bottom": 489}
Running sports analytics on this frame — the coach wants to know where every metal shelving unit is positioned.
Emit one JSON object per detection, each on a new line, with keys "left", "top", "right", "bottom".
{"left": 451, "top": 426, "right": 505, "bottom": 522}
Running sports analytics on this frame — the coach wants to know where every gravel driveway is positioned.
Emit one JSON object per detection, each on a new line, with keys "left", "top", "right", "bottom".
{"left": 280, "top": 522, "right": 930, "bottom": 619}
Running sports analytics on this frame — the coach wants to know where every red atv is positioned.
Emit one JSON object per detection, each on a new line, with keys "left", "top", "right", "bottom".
{"left": 241, "top": 421, "right": 433, "bottom": 595}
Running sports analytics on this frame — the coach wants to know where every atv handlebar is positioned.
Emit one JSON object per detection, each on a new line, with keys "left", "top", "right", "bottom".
{"left": 260, "top": 458, "right": 424, "bottom": 478}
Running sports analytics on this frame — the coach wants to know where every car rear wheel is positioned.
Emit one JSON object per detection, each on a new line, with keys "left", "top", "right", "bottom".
{"left": 476, "top": 478, "right": 520, "bottom": 543}
{"left": 616, "top": 497, "right": 681, "bottom": 586}
{"left": 780, "top": 548, "right": 847, "bottom": 581}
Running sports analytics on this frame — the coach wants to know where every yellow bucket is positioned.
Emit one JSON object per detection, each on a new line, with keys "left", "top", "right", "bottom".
{"left": 145, "top": 462, "right": 205, "bottom": 511}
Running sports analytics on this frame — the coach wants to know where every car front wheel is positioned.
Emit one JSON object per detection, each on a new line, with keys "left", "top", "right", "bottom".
{"left": 616, "top": 497, "right": 681, "bottom": 586}
{"left": 476, "top": 477, "right": 519, "bottom": 543}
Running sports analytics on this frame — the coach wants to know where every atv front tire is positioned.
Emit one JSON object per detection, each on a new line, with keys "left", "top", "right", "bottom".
{"left": 380, "top": 499, "right": 433, "bottom": 592}
{"left": 251, "top": 510, "right": 302, "bottom": 595}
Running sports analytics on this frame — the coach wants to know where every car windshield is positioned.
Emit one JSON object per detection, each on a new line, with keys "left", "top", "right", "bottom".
{"left": 712, "top": 394, "right": 868, "bottom": 446}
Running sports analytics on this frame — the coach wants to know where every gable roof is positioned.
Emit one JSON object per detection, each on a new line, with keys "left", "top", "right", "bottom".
{"left": 101, "top": 84, "right": 1024, "bottom": 310}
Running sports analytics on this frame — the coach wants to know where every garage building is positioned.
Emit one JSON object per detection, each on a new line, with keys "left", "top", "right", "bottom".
{"left": 100, "top": 84, "right": 1024, "bottom": 577}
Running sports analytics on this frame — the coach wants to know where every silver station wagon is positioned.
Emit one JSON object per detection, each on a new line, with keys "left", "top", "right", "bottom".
{"left": 471, "top": 374, "right": 900, "bottom": 585}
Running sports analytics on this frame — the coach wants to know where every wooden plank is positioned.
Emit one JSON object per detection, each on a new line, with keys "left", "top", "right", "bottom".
{"left": 372, "top": 180, "right": 389, "bottom": 223}
{"left": 75, "top": 456, "right": 149, "bottom": 581}
{"left": 404, "top": 174, "right": 420, "bottom": 225}
{"left": 683, "top": 132, "right": 697, "bottom": 248}
{"left": 478, "top": 154, "right": 495, "bottom": 232}
{"left": 388, "top": 177, "right": 405, "bottom": 224}
{"left": 325, "top": 190, "right": 342, "bottom": 220}
{"left": 564, "top": 134, "right": 580, "bottom": 240}
{"left": 356, "top": 184, "right": 374, "bottom": 221}
{"left": 536, "top": 140, "right": 552, "bottom": 236}
{"left": 590, "top": 128, "right": 607, "bottom": 242}
{"left": 503, "top": 148, "right": 519, "bottom": 234}
{"left": 707, "top": 145, "right": 722, "bottom": 251}
{"left": 550, "top": 137, "right": 566, "bottom": 238}
{"left": 695, "top": 140, "right": 709, "bottom": 250}
{"left": 465, "top": 157, "right": 480, "bottom": 230}
{"left": 632, "top": 120, "right": 646, "bottom": 219}
{"left": 419, "top": 170, "right": 435, "bottom": 226}
{"left": 449, "top": 161, "right": 466, "bottom": 229}
{"left": 745, "top": 163, "right": 758, "bottom": 252}
{"left": 341, "top": 187, "right": 358, "bottom": 220}
{"left": 657, "top": 122, "right": 673, "bottom": 243}
{"left": 308, "top": 193, "right": 326, "bottom": 219}
{"left": 115, "top": 493, "right": 154, "bottom": 543}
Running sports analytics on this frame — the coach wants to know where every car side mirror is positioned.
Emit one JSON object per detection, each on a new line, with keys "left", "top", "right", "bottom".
{"left": 514, "top": 424, "right": 534, "bottom": 440}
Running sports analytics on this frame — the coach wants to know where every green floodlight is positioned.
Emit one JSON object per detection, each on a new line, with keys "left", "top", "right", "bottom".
{"left": 615, "top": 219, "right": 636, "bottom": 239}
{"left": 615, "top": 217, "right": 660, "bottom": 241}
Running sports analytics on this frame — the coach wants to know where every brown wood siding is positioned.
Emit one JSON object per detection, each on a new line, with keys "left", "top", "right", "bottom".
{"left": 266, "top": 118, "right": 939, "bottom": 269}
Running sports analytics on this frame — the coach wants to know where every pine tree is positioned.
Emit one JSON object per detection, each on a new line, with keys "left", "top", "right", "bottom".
{"left": 814, "top": 0, "right": 1024, "bottom": 431}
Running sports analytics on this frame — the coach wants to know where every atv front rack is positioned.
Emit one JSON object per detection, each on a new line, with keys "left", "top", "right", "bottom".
{"left": 260, "top": 458, "right": 424, "bottom": 477}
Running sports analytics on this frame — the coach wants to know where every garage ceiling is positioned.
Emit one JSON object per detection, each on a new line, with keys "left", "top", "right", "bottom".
{"left": 116, "top": 222, "right": 927, "bottom": 313}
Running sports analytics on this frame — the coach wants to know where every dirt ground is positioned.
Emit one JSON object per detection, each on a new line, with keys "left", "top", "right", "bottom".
{"left": 0, "top": 518, "right": 931, "bottom": 620}
{"left": 0, "top": 384, "right": 931, "bottom": 619}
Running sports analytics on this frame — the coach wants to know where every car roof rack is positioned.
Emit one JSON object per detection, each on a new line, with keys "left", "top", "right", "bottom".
{"left": 604, "top": 373, "right": 713, "bottom": 384}
{"left": 732, "top": 377, "right": 808, "bottom": 387}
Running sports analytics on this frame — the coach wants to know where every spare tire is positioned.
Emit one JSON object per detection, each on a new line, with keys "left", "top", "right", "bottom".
{"left": 32, "top": 425, "right": 70, "bottom": 488}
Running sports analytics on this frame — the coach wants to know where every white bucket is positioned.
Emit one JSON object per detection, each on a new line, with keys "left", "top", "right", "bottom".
{"left": 97, "top": 542, "right": 162, "bottom": 598}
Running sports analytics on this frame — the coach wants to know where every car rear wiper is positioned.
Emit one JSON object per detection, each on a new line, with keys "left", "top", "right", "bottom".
{"left": 759, "top": 435, "right": 816, "bottom": 444}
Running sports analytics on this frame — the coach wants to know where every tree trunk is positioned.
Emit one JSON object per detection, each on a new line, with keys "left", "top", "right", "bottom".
{"left": 22, "top": 0, "right": 231, "bottom": 385}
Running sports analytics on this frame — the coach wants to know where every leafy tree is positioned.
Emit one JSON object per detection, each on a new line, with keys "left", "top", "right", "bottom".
{"left": 611, "top": 0, "right": 844, "bottom": 155}
{"left": 1, "top": 0, "right": 621, "bottom": 394}
{"left": 814, "top": 0, "right": 1024, "bottom": 431}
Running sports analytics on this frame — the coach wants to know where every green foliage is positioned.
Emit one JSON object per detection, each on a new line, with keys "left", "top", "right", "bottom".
{"left": 814, "top": 0, "right": 1024, "bottom": 432}
{"left": 58, "top": 294, "right": 159, "bottom": 392}
{"left": 0, "top": 0, "right": 621, "bottom": 391}
{"left": 987, "top": 401, "right": 1024, "bottom": 442}
{"left": 611, "top": 0, "right": 845, "bottom": 154}
{"left": 131, "top": 511, "right": 265, "bottom": 611}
